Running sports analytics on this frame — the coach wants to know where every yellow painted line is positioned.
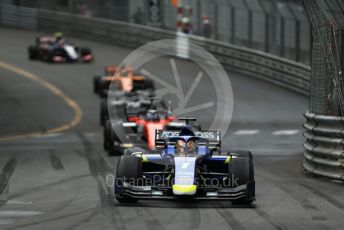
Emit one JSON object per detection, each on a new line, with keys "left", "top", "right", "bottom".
{"left": 0, "top": 61, "right": 83, "bottom": 141}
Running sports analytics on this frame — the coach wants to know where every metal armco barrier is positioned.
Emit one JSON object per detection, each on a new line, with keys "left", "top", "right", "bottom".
{"left": 0, "top": 4, "right": 37, "bottom": 30}
{"left": 303, "top": 111, "right": 344, "bottom": 181}
{"left": 0, "top": 4, "right": 311, "bottom": 96}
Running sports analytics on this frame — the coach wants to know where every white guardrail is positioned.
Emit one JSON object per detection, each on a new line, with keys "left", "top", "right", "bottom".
{"left": 1, "top": 4, "right": 342, "bottom": 181}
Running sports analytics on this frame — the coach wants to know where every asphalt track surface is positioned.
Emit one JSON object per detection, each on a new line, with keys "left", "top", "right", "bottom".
{"left": 0, "top": 27, "right": 343, "bottom": 230}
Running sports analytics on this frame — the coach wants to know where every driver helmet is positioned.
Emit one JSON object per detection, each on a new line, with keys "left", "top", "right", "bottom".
{"left": 54, "top": 32, "right": 64, "bottom": 41}
{"left": 186, "top": 140, "right": 196, "bottom": 153}
{"left": 145, "top": 110, "right": 158, "bottom": 120}
{"left": 176, "top": 139, "right": 186, "bottom": 155}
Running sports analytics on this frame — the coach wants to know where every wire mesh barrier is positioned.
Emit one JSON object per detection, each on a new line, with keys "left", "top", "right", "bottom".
{"left": 303, "top": 0, "right": 344, "bottom": 181}
{"left": 164, "top": 0, "right": 311, "bottom": 65}
{"left": 0, "top": 3, "right": 37, "bottom": 30}
{"left": 304, "top": 0, "right": 344, "bottom": 117}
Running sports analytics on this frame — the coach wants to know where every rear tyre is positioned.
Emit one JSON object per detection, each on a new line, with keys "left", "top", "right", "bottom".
{"left": 100, "top": 99, "right": 108, "bottom": 126}
{"left": 104, "top": 120, "right": 123, "bottom": 156}
{"left": 115, "top": 155, "right": 142, "bottom": 203}
{"left": 80, "top": 47, "right": 91, "bottom": 55}
{"left": 99, "top": 80, "right": 110, "bottom": 98}
{"left": 142, "top": 79, "right": 155, "bottom": 90}
{"left": 46, "top": 49, "right": 57, "bottom": 63}
{"left": 80, "top": 47, "right": 93, "bottom": 63}
{"left": 103, "top": 120, "right": 111, "bottom": 151}
{"left": 93, "top": 76, "right": 101, "bottom": 94}
{"left": 28, "top": 46, "right": 38, "bottom": 60}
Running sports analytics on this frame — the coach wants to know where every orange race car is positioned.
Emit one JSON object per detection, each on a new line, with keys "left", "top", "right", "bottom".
{"left": 93, "top": 65, "right": 154, "bottom": 97}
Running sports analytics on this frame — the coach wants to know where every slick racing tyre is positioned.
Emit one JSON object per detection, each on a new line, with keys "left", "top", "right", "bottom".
{"left": 228, "top": 151, "right": 255, "bottom": 205}
{"left": 93, "top": 76, "right": 101, "bottom": 94}
{"left": 117, "top": 155, "right": 142, "bottom": 178}
{"left": 115, "top": 155, "right": 142, "bottom": 203}
{"left": 104, "top": 120, "right": 124, "bottom": 156}
{"left": 80, "top": 47, "right": 92, "bottom": 55}
{"left": 100, "top": 99, "right": 109, "bottom": 126}
{"left": 99, "top": 80, "right": 110, "bottom": 98}
{"left": 142, "top": 79, "right": 155, "bottom": 90}
{"left": 103, "top": 120, "right": 111, "bottom": 151}
{"left": 28, "top": 46, "right": 38, "bottom": 60}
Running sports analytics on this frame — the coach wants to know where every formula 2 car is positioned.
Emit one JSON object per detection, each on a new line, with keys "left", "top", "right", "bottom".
{"left": 100, "top": 90, "right": 154, "bottom": 126}
{"left": 93, "top": 66, "right": 154, "bottom": 97}
{"left": 28, "top": 36, "right": 93, "bottom": 63}
{"left": 114, "top": 122, "right": 255, "bottom": 204}
{"left": 93, "top": 65, "right": 119, "bottom": 94}
{"left": 103, "top": 102, "right": 178, "bottom": 155}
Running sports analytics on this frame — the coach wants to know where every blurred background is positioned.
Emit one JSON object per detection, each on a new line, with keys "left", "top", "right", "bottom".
{"left": 5, "top": 0, "right": 311, "bottom": 65}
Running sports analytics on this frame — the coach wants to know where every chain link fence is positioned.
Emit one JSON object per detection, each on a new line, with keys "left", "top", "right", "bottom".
{"left": 304, "top": 0, "right": 344, "bottom": 116}
{"left": 162, "top": 0, "right": 311, "bottom": 65}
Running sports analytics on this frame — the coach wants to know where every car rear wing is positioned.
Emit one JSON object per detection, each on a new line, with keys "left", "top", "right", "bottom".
{"left": 155, "top": 130, "right": 221, "bottom": 150}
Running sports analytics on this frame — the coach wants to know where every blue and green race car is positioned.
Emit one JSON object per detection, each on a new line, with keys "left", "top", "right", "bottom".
{"left": 114, "top": 121, "right": 255, "bottom": 205}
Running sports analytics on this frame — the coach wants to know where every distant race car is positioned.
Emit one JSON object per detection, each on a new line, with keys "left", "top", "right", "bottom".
{"left": 99, "top": 90, "right": 154, "bottom": 126}
{"left": 93, "top": 66, "right": 154, "bottom": 97}
{"left": 103, "top": 101, "right": 179, "bottom": 155}
{"left": 28, "top": 36, "right": 93, "bottom": 63}
{"left": 114, "top": 121, "right": 255, "bottom": 205}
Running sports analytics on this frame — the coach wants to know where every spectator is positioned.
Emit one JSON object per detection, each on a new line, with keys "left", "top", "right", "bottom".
{"left": 202, "top": 16, "right": 212, "bottom": 38}
{"left": 78, "top": 1, "right": 87, "bottom": 15}
{"left": 182, "top": 17, "right": 192, "bottom": 34}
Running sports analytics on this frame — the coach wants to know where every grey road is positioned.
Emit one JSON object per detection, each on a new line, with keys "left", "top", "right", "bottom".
{"left": 0, "top": 27, "right": 343, "bottom": 230}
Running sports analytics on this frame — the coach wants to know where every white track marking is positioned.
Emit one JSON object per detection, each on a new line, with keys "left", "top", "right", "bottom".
{"left": 233, "top": 130, "right": 259, "bottom": 135}
{"left": 273, "top": 130, "right": 300, "bottom": 135}
{"left": 39, "top": 133, "right": 63, "bottom": 138}
{"left": 6, "top": 200, "right": 32, "bottom": 205}
{"left": 0, "top": 210, "right": 42, "bottom": 217}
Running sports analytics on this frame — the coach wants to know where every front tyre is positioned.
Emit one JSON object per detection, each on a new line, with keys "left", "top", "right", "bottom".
{"left": 228, "top": 151, "right": 255, "bottom": 205}
{"left": 115, "top": 155, "right": 142, "bottom": 203}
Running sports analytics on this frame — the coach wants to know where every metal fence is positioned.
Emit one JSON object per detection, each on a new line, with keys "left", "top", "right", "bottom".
{"left": 303, "top": 111, "right": 344, "bottom": 182}
{"left": 304, "top": 0, "right": 344, "bottom": 117}
{"left": 1, "top": 0, "right": 312, "bottom": 66}
{"left": 163, "top": 0, "right": 311, "bottom": 65}
{"left": 302, "top": 0, "right": 344, "bottom": 182}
